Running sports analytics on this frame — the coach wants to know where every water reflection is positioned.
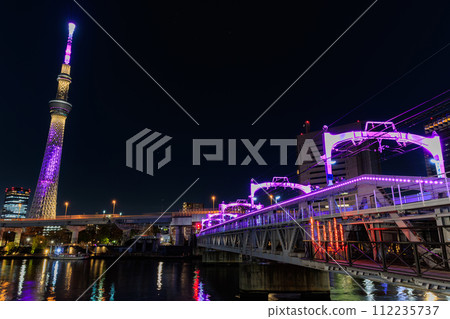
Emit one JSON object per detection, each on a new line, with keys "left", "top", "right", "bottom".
{"left": 192, "top": 269, "right": 210, "bottom": 301}
{"left": 109, "top": 283, "right": 115, "bottom": 301}
{"left": 330, "top": 273, "right": 450, "bottom": 301}
{"left": 0, "top": 259, "right": 448, "bottom": 301}
{"left": 424, "top": 291, "right": 438, "bottom": 301}
{"left": 156, "top": 262, "right": 163, "bottom": 291}
{"left": 396, "top": 286, "right": 415, "bottom": 301}
{"left": 91, "top": 277, "right": 107, "bottom": 301}
{"left": 17, "top": 260, "right": 26, "bottom": 298}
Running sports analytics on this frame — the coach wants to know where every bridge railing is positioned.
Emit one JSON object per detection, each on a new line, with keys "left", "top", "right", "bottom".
{"left": 304, "top": 238, "right": 450, "bottom": 280}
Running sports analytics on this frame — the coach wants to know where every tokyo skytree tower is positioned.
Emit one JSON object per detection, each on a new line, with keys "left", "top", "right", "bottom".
{"left": 28, "top": 22, "right": 76, "bottom": 219}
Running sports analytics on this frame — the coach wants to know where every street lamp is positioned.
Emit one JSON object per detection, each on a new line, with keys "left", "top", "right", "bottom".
{"left": 211, "top": 196, "right": 216, "bottom": 210}
{"left": 64, "top": 202, "right": 69, "bottom": 217}
{"left": 275, "top": 196, "right": 281, "bottom": 203}
{"left": 269, "top": 194, "right": 273, "bottom": 205}
{"left": 112, "top": 200, "right": 117, "bottom": 214}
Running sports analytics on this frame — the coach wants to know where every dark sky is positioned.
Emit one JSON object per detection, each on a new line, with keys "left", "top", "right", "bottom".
{"left": 1, "top": 1, "right": 449, "bottom": 214}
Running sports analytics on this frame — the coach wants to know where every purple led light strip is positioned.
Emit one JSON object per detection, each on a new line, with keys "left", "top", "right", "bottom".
{"left": 199, "top": 174, "right": 447, "bottom": 233}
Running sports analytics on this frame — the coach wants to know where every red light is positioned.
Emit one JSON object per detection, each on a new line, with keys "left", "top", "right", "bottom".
{"left": 195, "top": 223, "right": 201, "bottom": 230}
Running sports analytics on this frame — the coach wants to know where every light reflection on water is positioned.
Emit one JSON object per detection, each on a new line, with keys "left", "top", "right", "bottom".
{"left": 0, "top": 258, "right": 448, "bottom": 301}
{"left": 330, "top": 273, "right": 450, "bottom": 301}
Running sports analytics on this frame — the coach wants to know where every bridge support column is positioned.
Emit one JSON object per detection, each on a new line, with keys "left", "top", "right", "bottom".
{"left": 436, "top": 209, "right": 450, "bottom": 261}
{"left": 66, "top": 226, "right": 86, "bottom": 244}
{"left": 122, "top": 229, "right": 131, "bottom": 245}
{"left": 239, "top": 263, "right": 330, "bottom": 300}
{"left": 202, "top": 250, "right": 242, "bottom": 263}
{"left": 0, "top": 228, "right": 4, "bottom": 246}
{"left": 14, "top": 228, "right": 23, "bottom": 245}
{"left": 327, "top": 196, "right": 337, "bottom": 215}
{"left": 114, "top": 224, "right": 133, "bottom": 245}
{"left": 173, "top": 226, "right": 185, "bottom": 246}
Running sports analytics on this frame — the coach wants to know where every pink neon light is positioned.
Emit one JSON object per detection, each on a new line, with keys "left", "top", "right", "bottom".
{"left": 64, "top": 22, "right": 76, "bottom": 65}
{"left": 250, "top": 177, "right": 311, "bottom": 208}
{"left": 198, "top": 174, "right": 449, "bottom": 234}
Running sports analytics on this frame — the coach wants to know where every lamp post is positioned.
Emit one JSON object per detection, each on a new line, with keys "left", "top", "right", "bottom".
{"left": 211, "top": 196, "right": 216, "bottom": 211}
{"left": 269, "top": 194, "right": 273, "bottom": 205}
{"left": 275, "top": 196, "right": 281, "bottom": 203}
{"left": 112, "top": 200, "right": 117, "bottom": 215}
{"left": 64, "top": 202, "right": 69, "bottom": 217}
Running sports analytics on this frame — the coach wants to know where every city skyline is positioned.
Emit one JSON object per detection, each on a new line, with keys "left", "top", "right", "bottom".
{"left": 1, "top": 1, "right": 450, "bottom": 214}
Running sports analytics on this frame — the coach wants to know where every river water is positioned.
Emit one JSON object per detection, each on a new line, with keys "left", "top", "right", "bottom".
{"left": 0, "top": 258, "right": 448, "bottom": 301}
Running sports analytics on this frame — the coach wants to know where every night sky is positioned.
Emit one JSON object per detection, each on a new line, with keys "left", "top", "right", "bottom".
{"left": 1, "top": 1, "right": 449, "bottom": 214}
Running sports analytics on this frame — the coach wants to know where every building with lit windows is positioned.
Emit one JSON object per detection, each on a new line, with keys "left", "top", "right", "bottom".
{"left": 1, "top": 187, "right": 31, "bottom": 219}
{"left": 424, "top": 112, "right": 450, "bottom": 177}
{"left": 297, "top": 122, "right": 381, "bottom": 188}
{"left": 182, "top": 202, "right": 204, "bottom": 212}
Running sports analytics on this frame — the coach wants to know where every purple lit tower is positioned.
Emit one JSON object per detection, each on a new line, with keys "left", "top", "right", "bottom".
{"left": 28, "top": 22, "right": 76, "bottom": 219}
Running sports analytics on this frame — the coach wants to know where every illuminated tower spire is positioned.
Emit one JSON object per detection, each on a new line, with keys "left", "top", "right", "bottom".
{"left": 28, "top": 22, "right": 76, "bottom": 219}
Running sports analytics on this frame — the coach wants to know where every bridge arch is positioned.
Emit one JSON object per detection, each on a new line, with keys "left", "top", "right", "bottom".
{"left": 250, "top": 177, "right": 311, "bottom": 207}
{"left": 322, "top": 121, "right": 446, "bottom": 184}
{"left": 219, "top": 200, "right": 263, "bottom": 213}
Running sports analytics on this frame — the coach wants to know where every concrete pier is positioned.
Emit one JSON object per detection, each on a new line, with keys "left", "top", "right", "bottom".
{"left": 239, "top": 262, "right": 330, "bottom": 299}
{"left": 202, "top": 250, "right": 242, "bottom": 263}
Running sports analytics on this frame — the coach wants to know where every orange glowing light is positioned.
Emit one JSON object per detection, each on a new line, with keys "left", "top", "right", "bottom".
{"left": 328, "top": 221, "right": 333, "bottom": 251}
{"left": 333, "top": 218, "right": 339, "bottom": 251}
{"left": 316, "top": 221, "right": 321, "bottom": 247}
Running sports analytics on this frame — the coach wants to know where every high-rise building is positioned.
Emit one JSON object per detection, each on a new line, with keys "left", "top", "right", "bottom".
{"left": 297, "top": 122, "right": 381, "bottom": 187}
{"left": 424, "top": 113, "right": 450, "bottom": 177}
{"left": 182, "top": 202, "right": 204, "bottom": 212}
{"left": 1, "top": 187, "right": 31, "bottom": 219}
{"left": 28, "top": 23, "right": 76, "bottom": 219}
